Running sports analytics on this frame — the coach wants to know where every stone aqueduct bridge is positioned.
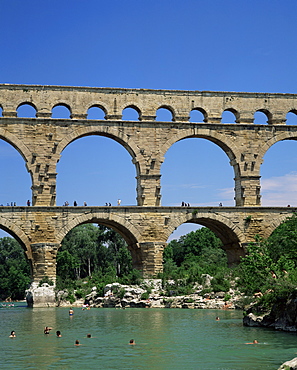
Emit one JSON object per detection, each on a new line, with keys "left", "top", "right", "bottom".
{"left": 0, "top": 84, "right": 297, "bottom": 304}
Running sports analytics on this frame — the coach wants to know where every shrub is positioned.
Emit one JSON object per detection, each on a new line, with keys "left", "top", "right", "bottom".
{"left": 141, "top": 291, "right": 150, "bottom": 300}
{"left": 38, "top": 276, "right": 54, "bottom": 287}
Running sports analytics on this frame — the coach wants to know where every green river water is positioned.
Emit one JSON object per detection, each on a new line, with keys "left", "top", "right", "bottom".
{"left": 1, "top": 303, "right": 296, "bottom": 369}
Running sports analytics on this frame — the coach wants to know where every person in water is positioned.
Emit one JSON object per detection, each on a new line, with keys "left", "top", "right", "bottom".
{"left": 44, "top": 326, "right": 52, "bottom": 334}
{"left": 75, "top": 340, "right": 81, "bottom": 346}
{"left": 69, "top": 308, "right": 74, "bottom": 316}
{"left": 246, "top": 339, "right": 258, "bottom": 344}
{"left": 129, "top": 339, "right": 136, "bottom": 345}
{"left": 9, "top": 331, "right": 16, "bottom": 338}
{"left": 56, "top": 331, "right": 62, "bottom": 337}
{"left": 86, "top": 334, "right": 91, "bottom": 338}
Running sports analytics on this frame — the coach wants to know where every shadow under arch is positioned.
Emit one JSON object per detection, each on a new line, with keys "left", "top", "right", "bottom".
{"left": 166, "top": 213, "right": 245, "bottom": 266}
{"left": 56, "top": 212, "right": 143, "bottom": 270}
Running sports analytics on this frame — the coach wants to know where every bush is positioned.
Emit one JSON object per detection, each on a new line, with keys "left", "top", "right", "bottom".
{"left": 141, "top": 291, "right": 150, "bottom": 300}
{"left": 38, "top": 276, "right": 54, "bottom": 287}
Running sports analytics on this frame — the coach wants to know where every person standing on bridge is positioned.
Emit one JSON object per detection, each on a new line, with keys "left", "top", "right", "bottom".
{"left": 117, "top": 199, "right": 121, "bottom": 206}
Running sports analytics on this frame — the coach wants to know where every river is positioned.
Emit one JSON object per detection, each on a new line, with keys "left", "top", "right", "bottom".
{"left": 0, "top": 303, "right": 295, "bottom": 369}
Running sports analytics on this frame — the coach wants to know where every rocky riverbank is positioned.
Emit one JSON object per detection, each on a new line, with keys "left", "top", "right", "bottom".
{"left": 243, "top": 296, "right": 297, "bottom": 332}
{"left": 56, "top": 278, "right": 245, "bottom": 309}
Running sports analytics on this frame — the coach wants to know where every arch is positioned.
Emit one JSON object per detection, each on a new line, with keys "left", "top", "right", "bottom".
{"left": 56, "top": 212, "right": 141, "bottom": 269}
{"left": 156, "top": 106, "right": 175, "bottom": 122}
{"left": 52, "top": 103, "right": 72, "bottom": 118}
{"left": 259, "top": 136, "right": 297, "bottom": 206}
{"left": 161, "top": 134, "right": 238, "bottom": 207}
{"left": 57, "top": 126, "right": 141, "bottom": 168}
{"left": 286, "top": 110, "right": 297, "bottom": 125}
{"left": 221, "top": 108, "right": 239, "bottom": 124}
{"left": 166, "top": 212, "right": 245, "bottom": 265}
{"left": 190, "top": 108, "right": 207, "bottom": 123}
{"left": 56, "top": 132, "right": 140, "bottom": 206}
{"left": 16, "top": 102, "right": 37, "bottom": 118}
{"left": 87, "top": 104, "right": 107, "bottom": 120}
{"left": 254, "top": 109, "right": 272, "bottom": 124}
{"left": 0, "top": 129, "right": 31, "bottom": 164}
{"left": 0, "top": 216, "right": 31, "bottom": 255}
{"left": 161, "top": 130, "right": 238, "bottom": 175}
{"left": 56, "top": 212, "right": 141, "bottom": 244}
{"left": 122, "top": 105, "right": 141, "bottom": 121}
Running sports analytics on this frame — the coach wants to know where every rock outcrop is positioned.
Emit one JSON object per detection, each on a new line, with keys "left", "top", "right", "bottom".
{"left": 26, "top": 282, "right": 56, "bottom": 307}
{"left": 243, "top": 297, "right": 297, "bottom": 332}
{"left": 77, "top": 279, "right": 242, "bottom": 310}
{"left": 278, "top": 357, "right": 297, "bottom": 370}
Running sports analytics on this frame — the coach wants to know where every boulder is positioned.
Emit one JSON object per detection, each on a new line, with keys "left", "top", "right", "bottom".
{"left": 278, "top": 357, "right": 297, "bottom": 369}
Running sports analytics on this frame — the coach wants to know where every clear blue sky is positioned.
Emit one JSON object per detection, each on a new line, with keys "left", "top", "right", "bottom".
{"left": 0, "top": 0, "right": 297, "bottom": 240}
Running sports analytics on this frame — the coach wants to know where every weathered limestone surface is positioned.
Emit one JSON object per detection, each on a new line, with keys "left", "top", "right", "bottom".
{"left": 0, "top": 84, "right": 296, "bottom": 306}
{"left": 26, "top": 282, "right": 56, "bottom": 308}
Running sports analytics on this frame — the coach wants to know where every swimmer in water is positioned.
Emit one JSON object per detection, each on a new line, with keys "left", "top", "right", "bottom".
{"left": 246, "top": 339, "right": 258, "bottom": 344}
{"left": 69, "top": 308, "right": 74, "bottom": 316}
{"left": 129, "top": 339, "right": 136, "bottom": 345}
{"left": 9, "top": 331, "right": 16, "bottom": 338}
{"left": 44, "top": 326, "right": 52, "bottom": 334}
{"left": 86, "top": 334, "right": 91, "bottom": 338}
{"left": 75, "top": 340, "right": 81, "bottom": 346}
{"left": 56, "top": 330, "right": 62, "bottom": 337}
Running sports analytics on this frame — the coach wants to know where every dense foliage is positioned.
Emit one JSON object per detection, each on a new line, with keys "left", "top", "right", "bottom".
{"left": 236, "top": 213, "right": 297, "bottom": 309}
{"left": 0, "top": 237, "right": 30, "bottom": 300}
{"left": 56, "top": 224, "right": 141, "bottom": 296}
{"left": 160, "top": 227, "right": 230, "bottom": 295}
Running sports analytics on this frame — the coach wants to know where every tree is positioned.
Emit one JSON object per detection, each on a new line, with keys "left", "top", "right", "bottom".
{"left": 0, "top": 237, "right": 30, "bottom": 300}
{"left": 268, "top": 213, "right": 297, "bottom": 264}
{"left": 57, "top": 224, "right": 133, "bottom": 284}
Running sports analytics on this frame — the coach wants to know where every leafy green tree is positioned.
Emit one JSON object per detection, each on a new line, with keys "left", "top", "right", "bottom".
{"left": 268, "top": 213, "right": 297, "bottom": 264}
{"left": 57, "top": 224, "right": 134, "bottom": 291}
{"left": 0, "top": 237, "right": 30, "bottom": 300}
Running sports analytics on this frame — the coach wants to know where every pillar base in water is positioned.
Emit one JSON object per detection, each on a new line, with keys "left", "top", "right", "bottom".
{"left": 26, "top": 282, "right": 56, "bottom": 307}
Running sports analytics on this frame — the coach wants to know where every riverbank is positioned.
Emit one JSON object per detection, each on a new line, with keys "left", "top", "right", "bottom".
{"left": 56, "top": 278, "right": 245, "bottom": 310}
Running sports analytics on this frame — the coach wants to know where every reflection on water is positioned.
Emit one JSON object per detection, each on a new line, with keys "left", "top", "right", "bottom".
{"left": 0, "top": 303, "right": 296, "bottom": 369}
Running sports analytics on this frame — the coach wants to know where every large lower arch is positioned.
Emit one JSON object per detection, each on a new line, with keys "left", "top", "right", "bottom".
{"left": 0, "top": 218, "right": 33, "bottom": 281}
{"left": 0, "top": 216, "right": 31, "bottom": 254}
{"left": 56, "top": 212, "right": 143, "bottom": 270}
{"left": 166, "top": 211, "right": 246, "bottom": 265}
